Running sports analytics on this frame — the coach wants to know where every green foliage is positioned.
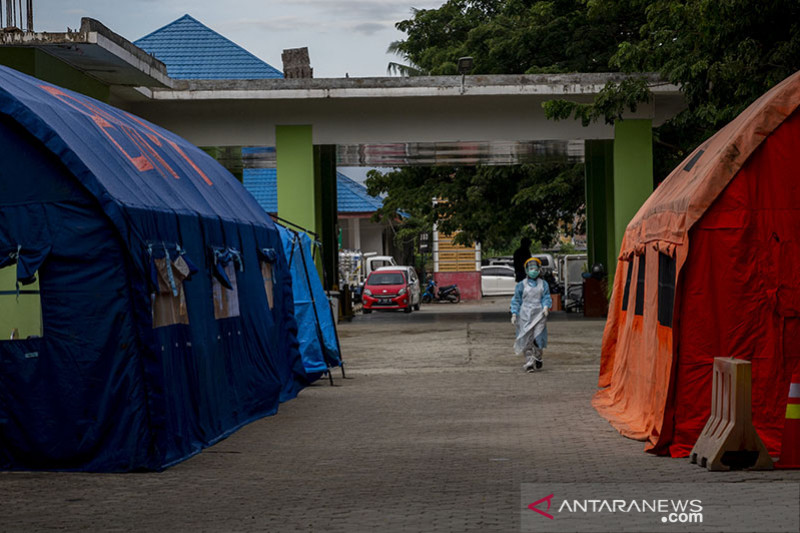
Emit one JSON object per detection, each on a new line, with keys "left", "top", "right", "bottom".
{"left": 547, "top": 0, "right": 800, "bottom": 175}
{"left": 543, "top": 77, "right": 652, "bottom": 126}
{"left": 558, "top": 240, "right": 578, "bottom": 254}
{"left": 393, "top": 0, "right": 648, "bottom": 75}
{"left": 383, "top": 0, "right": 800, "bottom": 248}
{"left": 386, "top": 40, "right": 428, "bottom": 76}
{"left": 393, "top": 0, "right": 800, "bottom": 180}
{"left": 366, "top": 163, "right": 584, "bottom": 250}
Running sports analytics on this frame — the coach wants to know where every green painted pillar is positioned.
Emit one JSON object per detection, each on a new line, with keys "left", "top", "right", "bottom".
{"left": 584, "top": 139, "right": 615, "bottom": 275}
{"left": 315, "top": 145, "right": 338, "bottom": 289}
{"left": 276, "top": 127, "right": 339, "bottom": 284}
{"left": 276, "top": 125, "right": 316, "bottom": 234}
{"left": 611, "top": 119, "right": 653, "bottom": 280}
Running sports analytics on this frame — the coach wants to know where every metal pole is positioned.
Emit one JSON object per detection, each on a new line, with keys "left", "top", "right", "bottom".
{"left": 26, "top": 0, "right": 32, "bottom": 31}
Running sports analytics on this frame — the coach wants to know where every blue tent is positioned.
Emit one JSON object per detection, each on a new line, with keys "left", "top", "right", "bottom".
{"left": 277, "top": 226, "right": 342, "bottom": 381}
{"left": 0, "top": 66, "right": 307, "bottom": 471}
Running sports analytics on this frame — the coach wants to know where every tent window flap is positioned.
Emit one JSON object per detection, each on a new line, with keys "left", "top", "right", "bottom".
{"left": 152, "top": 257, "right": 190, "bottom": 328}
{"left": 634, "top": 254, "right": 646, "bottom": 316}
{"left": 211, "top": 248, "right": 242, "bottom": 320}
{"left": 0, "top": 263, "right": 42, "bottom": 339}
{"left": 658, "top": 252, "right": 676, "bottom": 327}
{"left": 621, "top": 261, "right": 633, "bottom": 312}
{"left": 261, "top": 262, "right": 274, "bottom": 310}
{"left": 258, "top": 247, "right": 276, "bottom": 310}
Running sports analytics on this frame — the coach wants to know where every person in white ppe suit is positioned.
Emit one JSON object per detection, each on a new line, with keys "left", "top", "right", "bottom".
{"left": 510, "top": 257, "right": 552, "bottom": 372}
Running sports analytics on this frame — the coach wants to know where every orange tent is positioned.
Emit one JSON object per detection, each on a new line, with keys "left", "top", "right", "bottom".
{"left": 594, "top": 70, "right": 800, "bottom": 457}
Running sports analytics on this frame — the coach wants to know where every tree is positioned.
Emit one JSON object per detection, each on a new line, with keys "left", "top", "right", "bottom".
{"left": 393, "top": 0, "right": 648, "bottom": 75}
{"left": 378, "top": 0, "right": 800, "bottom": 248}
{"left": 374, "top": 0, "right": 647, "bottom": 248}
{"left": 545, "top": 0, "right": 800, "bottom": 178}
{"left": 386, "top": 40, "right": 428, "bottom": 76}
{"left": 366, "top": 162, "right": 584, "bottom": 250}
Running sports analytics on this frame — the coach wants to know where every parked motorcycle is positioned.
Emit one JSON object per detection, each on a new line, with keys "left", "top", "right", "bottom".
{"left": 421, "top": 277, "right": 461, "bottom": 304}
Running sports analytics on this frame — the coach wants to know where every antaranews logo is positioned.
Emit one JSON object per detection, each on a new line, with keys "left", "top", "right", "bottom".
{"left": 527, "top": 494, "right": 554, "bottom": 520}
{"left": 527, "top": 495, "right": 703, "bottom": 525}
{"left": 522, "top": 482, "right": 799, "bottom": 533}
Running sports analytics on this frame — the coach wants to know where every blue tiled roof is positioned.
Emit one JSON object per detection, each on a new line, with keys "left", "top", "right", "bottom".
{"left": 243, "top": 168, "right": 384, "bottom": 214}
{"left": 337, "top": 172, "right": 384, "bottom": 213}
{"left": 134, "top": 14, "right": 283, "bottom": 80}
{"left": 243, "top": 168, "right": 278, "bottom": 213}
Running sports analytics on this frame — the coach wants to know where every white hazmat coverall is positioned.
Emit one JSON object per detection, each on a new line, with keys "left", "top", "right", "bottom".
{"left": 510, "top": 276, "right": 552, "bottom": 370}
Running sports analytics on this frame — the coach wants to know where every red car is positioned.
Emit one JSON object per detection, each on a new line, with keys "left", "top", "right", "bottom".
{"left": 362, "top": 267, "right": 421, "bottom": 314}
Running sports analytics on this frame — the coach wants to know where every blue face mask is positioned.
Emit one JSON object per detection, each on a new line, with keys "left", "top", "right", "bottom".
{"left": 527, "top": 268, "right": 540, "bottom": 279}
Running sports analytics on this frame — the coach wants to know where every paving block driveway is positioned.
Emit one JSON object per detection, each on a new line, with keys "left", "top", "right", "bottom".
{"left": 2, "top": 299, "right": 799, "bottom": 532}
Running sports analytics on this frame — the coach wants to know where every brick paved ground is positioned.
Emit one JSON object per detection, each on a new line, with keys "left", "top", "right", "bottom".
{"left": 2, "top": 299, "right": 799, "bottom": 532}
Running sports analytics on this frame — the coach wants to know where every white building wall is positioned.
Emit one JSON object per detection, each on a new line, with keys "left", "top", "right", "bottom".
{"left": 360, "top": 220, "right": 385, "bottom": 255}
{"left": 339, "top": 217, "right": 387, "bottom": 255}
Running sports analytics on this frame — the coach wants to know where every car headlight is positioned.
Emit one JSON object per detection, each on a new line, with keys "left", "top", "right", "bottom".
{"left": 398, "top": 288, "right": 406, "bottom": 296}
{"left": 364, "top": 289, "right": 372, "bottom": 296}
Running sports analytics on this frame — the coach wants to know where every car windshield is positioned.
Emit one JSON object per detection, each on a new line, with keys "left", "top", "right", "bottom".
{"left": 368, "top": 273, "right": 405, "bottom": 285}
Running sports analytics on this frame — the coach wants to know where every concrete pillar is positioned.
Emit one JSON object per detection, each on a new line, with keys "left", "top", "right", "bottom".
{"left": 611, "top": 119, "right": 653, "bottom": 280}
{"left": 584, "top": 139, "right": 615, "bottom": 276}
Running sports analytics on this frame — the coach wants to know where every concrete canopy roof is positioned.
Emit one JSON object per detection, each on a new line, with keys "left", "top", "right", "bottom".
{"left": 124, "top": 73, "right": 685, "bottom": 153}
{"left": 0, "top": 18, "right": 172, "bottom": 88}
{"left": 0, "top": 15, "right": 687, "bottom": 165}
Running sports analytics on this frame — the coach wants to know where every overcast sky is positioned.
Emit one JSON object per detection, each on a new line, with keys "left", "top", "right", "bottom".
{"left": 34, "top": 0, "right": 443, "bottom": 78}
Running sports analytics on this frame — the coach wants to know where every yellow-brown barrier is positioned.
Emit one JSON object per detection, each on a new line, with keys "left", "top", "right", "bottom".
{"left": 689, "top": 358, "right": 773, "bottom": 471}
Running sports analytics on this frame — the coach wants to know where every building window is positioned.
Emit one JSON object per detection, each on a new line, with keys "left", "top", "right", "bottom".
{"left": 212, "top": 249, "right": 241, "bottom": 320}
{"left": 621, "top": 260, "right": 633, "bottom": 312}
{"left": 634, "top": 254, "right": 646, "bottom": 316}
{"left": 658, "top": 252, "right": 676, "bottom": 327}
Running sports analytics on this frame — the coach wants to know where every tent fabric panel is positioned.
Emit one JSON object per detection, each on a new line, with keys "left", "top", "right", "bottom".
{"left": 596, "top": 106, "right": 800, "bottom": 457}
{"left": 251, "top": 224, "right": 307, "bottom": 401}
{"left": 668, "top": 108, "right": 800, "bottom": 457}
{"left": 114, "top": 208, "right": 302, "bottom": 469}
{"left": 0, "top": 66, "right": 272, "bottom": 227}
{"left": 278, "top": 226, "right": 328, "bottom": 375}
{"left": 593, "top": 243, "right": 675, "bottom": 447}
{"left": 0, "top": 65, "right": 308, "bottom": 470}
{"left": 299, "top": 232, "right": 342, "bottom": 368}
{"left": 0, "top": 200, "right": 153, "bottom": 471}
{"left": 621, "top": 70, "right": 800, "bottom": 255}
{"left": 277, "top": 226, "right": 342, "bottom": 376}
{"left": 0, "top": 114, "right": 86, "bottom": 207}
